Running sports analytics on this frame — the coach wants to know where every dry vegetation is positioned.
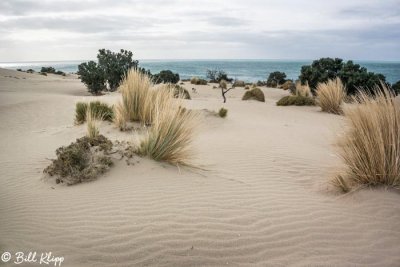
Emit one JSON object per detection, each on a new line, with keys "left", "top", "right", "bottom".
{"left": 316, "top": 78, "right": 346, "bottom": 114}
{"left": 242, "top": 88, "right": 265, "bottom": 102}
{"left": 333, "top": 85, "right": 400, "bottom": 192}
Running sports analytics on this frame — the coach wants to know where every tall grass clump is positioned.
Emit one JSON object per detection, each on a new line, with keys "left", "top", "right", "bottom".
{"left": 316, "top": 78, "right": 346, "bottom": 114}
{"left": 75, "top": 101, "right": 113, "bottom": 124}
{"left": 86, "top": 105, "right": 101, "bottom": 138}
{"left": 118, "top": 69, "right": 154, "bottom": 125}
{"left": 295, "top": 81, "right": 312, "bottom": 97}
{"left": 333, "top": 85, "right": 400, "bottom": 192}
{"left": 139, "top": 92, "right": 199, "bottom": 165}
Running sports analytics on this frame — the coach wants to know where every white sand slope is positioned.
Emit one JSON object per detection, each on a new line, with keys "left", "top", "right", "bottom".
{"left": 0, "top": 68, "right": 399, "bottom": 267}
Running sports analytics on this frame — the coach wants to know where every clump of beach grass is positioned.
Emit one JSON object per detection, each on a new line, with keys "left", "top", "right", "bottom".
{"left": 139, "top": 92, "right": 199, "bottom": 165}
{"left": 333, "top": 84, "right": 400, "bottom": 192}
{"left": 75, "top": 101, "right": 113, "bottom": 124}
{"left": 295, "top": 81, "right": 312, "bottom": 97}
{"left": 316, "top": 78, "right": 346, "bottom": 114}
{"left": 117, "top": 69, "right": 154, "bottom": 125}
{"left": 86, "top": 105, "right": 102, "bottom": 138}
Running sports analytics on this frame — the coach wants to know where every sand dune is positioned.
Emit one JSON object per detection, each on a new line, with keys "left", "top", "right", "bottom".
{"left": 0, "top": 68, "right": 399, "bottom": 266}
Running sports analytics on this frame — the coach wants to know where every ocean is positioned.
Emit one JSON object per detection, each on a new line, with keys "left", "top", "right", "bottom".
{"left": 1, "top": 59, "right": 399, "bottom": 84}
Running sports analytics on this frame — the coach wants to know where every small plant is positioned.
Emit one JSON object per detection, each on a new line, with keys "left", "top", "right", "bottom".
{"left": 41, "top": 66, "right": 56, "bottom": 73}
{"left": 333, "top": 85, "right": 400, "bottom": 192}
{"left": 295, "top": 81, "right": 312, "bottom": 97}
{"left": 218, "top": 108, "right": 228, "bottom": 118}
{"left": 40, "top": 72, "right": 47, "bottom": 76}
{"left": 233, "top": 80, "right": 245, "bottom": 87}
{"left": 276, "top": 95, "right": 315, "bottom": 106}
{"left": 139, "top": 94, "right": 199, "bottom": 165}
{"left": 190, "top": 77, "right": 207, "bottom": 85}
{"left": 170, "top": 85, "right": 191, "bottom": 100}
{"left": 279, "top": 80, "right": 294, "bottom": 91}
{"left": 242, "top": 88, "right": 265, "bottom": 102}
{"left": 44, "top": 135, "right": 113, "bottom": 185}
{"left": 114, "top": 102, "right": 129, "bottom": 131}
{"left": 244, "top": 85, "right": 250, "bottom": 90}
{"left": 206, "top": 69, "right": 233, "bottom": 82}
{"left": 75, "top": 101, "right": 114, "bottom": 124}
{"left": 219, "top": 80, "right": 232, "bottom": 103}
{"left": 316, "top": 78, "right": 346, "bottom": 114}
{"left": 86, "top": 105, "right": 100, "bottom": 138}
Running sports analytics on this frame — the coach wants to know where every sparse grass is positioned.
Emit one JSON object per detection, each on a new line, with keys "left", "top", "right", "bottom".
{"left": 279, "top": 80, "right": 294, "bottom": 90}
{"left": 43, "top": 135, "right": 113, "bottom": 185}
{"left": 316, "top": 78, "right": 346, "bottom": 114}
{"left": 75, "top": 101, "right": 113, "bottom": 124}
{"left": 333, "top": 85, "right": 400, "bottom": 192}
{"left": 295, "top": 81, "right": 312, "bottom": 97}
{"left": 114, "top": 101, "right": 129, "bottom": 131}
{"left": 86, "top": 105, "right": 100, "bottom": 138}
{"left": 118, "top": 69, "right": 154, "bottom": 125}
{"left": 218, "top": 107, "right": 228, "bottom": 118}
{"left": 276, "top": 95, "right": 316, "bottom": 106}
{"left": 190, "top": 76, "right": 207, "bottom": 85}
{"left": 242, "top": 88, "right": 265, "bottom": 102}
{"left": 139, "top": 93, "right": 199, "bottom": 165}
{"left": 170, "top": 84, "right": 191, "bottom": 100}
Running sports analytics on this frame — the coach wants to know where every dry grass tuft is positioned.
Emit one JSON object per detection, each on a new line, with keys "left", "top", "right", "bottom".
{"left": 316, "top": 78, "right": 346, "bottom": 114}
{"left": 295, "top": 81, "right": 312, "bottom": 97}
{"left": 334, "top": 84, "right": 400, "bottom": 192}
{"left": 114, "top": 101, "right": 129, "bottom": 131}
{"left": 86, "top": 105, "right": 101, "bottom": 138}
{"left": 139, "top": 93, "right": 199, "bottom": 165}
{"left": 118, "top": 69, "right": 154, "bottom": 125}
{"left": 242, "top": 88, "right": 265, "bottom": 102}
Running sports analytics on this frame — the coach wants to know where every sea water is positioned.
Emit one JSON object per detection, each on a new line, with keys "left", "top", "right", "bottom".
{"left": 1, "top": 59, "right": 399, "bottom": 84}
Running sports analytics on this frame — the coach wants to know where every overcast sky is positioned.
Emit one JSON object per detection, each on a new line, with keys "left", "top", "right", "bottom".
{"left": 0, "top": 0, "right": 399, "bottom": 61}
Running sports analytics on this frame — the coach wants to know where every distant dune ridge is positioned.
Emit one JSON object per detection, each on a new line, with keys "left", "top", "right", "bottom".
{"left": 0, "top": 68, "right": 399, "bottom": 266}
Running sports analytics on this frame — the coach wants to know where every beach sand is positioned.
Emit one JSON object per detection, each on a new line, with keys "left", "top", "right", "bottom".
{"left": 0, "top": 68, "right": 399, "bottom": 266}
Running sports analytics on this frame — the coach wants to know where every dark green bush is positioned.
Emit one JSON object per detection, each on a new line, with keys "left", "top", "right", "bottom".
{"left": 43, "top": 135, "right": 113, "bottom": 185}
{"left": 153, "top": 70, "right": 180, "bottom": 84}
{"left": 26, "top": 69, "right": 34, "bottom": 73}
{"left": 267, "top": 71, "right": 287, "bottom": 87}
{"left": 218, "top": 108, "right": 228, "bottom": 118}
{"left": 77, "top": 61, "right": 107, "bottom": 94}
{"left": 55, "top": 70, "right": 66, "bottom": 76}
{"left": 97, "top": 49, "right": 139, "bottom": 91}
{"left": 276, "top": 95, "right": 315, "bottom": 106}
{"left": 391, "top": 80, "right": 400, "bottom": 95}
{"left": 299, "top": 58, "right": 387, "bottom": 95}
{"left": 242, "top": 88, "right": 265, "bottom": 102}
{"left": 41, "top": 66, "right": 56, "bottom": 73}
{"left": 75, "top": 101, "right": 114, "bottom": 124}
{"left": 206, "top": 69, "right": 233, "bottom": 82}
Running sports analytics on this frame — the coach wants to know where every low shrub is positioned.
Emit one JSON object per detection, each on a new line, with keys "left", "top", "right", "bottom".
{"left": 218, "top": 107, "right": 228, "bottom": 118}
{"left": 267, "top": 71, "right": 287, "bottom": 87}
{"left": 316, "top": 78, "right": 346, "bottom": 114}
{"left": 26, "top": 69, "right": 35, "bottom": 73}
{"left": 43, "top": 135, "right": 113, "bottom": 185}
{"left": 40, "top": 72, "right": 47, "bottom": 76}
{"left": 333, "top": 85, "right": 400, "bottom": 192}
{"left": 41, "top": 66, "right": 56, "bottom": 73}
{"left": 244, "top": 85, "right": 250, "bottom": 90}
{"left": 233, "top": 80, "right": 245, "bottom": 87}
{"left": 206, "top": 69, "right": 232, "bottom": 82}
{"left": 256, "top": 80, "right": 266, "bottom": 86}
{"left": 190, "top": 77, "right": 208, "bottom": 85}
{"left": 153, "top": 70, "right": 180, "bottom": 84}
{"left": 171, "top": 85, "right": 191, "bottom": 100}
{"left": 279, "top": 80, "right": 294, "bottom": 90}
{"left": 276, "top": 95, "right": 316, "bottom": 106}
{"left": 75, "top": 101, "right": 114, "bottom": 124}
{"left": 242, "top": 88, "right": 265, "bottom": 102}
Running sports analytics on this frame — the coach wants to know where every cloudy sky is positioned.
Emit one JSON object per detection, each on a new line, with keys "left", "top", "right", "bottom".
{"left": 0, "top": 0, "right": 399, "bottom": 61}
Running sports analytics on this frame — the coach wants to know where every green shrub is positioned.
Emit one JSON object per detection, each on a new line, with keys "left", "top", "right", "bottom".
{"left": 75, "top": 101, "right": 114, "bottom": 124}
{"left": 55, "top": 70, "right": 66, "bottom": 76}
{"left": 41, "top": 66, "right": 56, "bottom": 73}
{"left": 218, "top": 108, "right": 228, "bottom": 118}
{"left": 299, "top": 58, "right": 387, "bottom": 95}
{"left": 206, "top": 69, "right": 233, "bottom": 83}
{"left": 391, "top": 80, "right": 400, "bottom": 95}
{"left": 40, "top": 72, "right": 47, "bottom": 76}
{"left": 97, "top": 49, "right": 140, "bottom": 91}
{"left": 77, "top": 61, "right": 107, "bottom": 94}
{"left": 26, "top": 69, "right": 34, "bottom": 73}
{"left": 153, "top": 70, "right": 180, "bottom": 84}
{"left": 242, "top": 88, "right": 265, "bottom": 102}
{"left": 44, "top": 135, "right": 113, "bottom": 185}
{"left": 267, "top": 71, "right": 287, "bottom": 87}
{"left": 276, "top": 95, "right": 315, "bottom": 106}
